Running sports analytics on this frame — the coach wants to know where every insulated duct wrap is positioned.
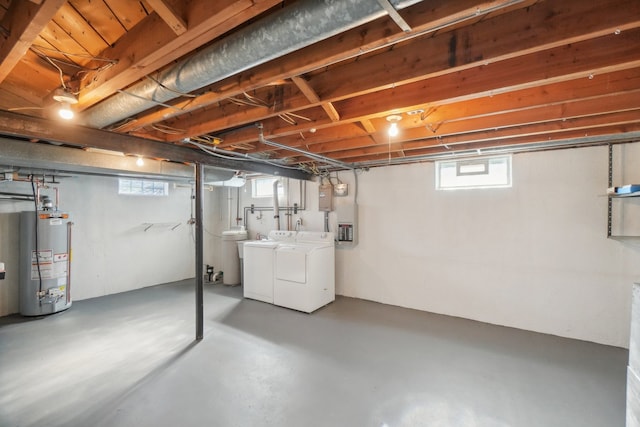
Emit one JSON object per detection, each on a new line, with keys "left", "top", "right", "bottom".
{"left": 82, "top": 0, "right": 422, "bottom": 129}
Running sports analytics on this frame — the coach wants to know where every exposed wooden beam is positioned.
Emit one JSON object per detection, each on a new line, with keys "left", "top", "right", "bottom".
{"left": 321, "top": 103, "right": 340, "bottom": 123}
{"left": 424, "top": 92, "right": 640, "bottom": 139}
{"left": 290, "top": 76, "right": 319, "bottom": 103}
{"left": 291, "top": 75, "right": 340, "bottom": 122}
{"left": 127, "top": 0, "right": 640, "bottom": 147}
{"left": 211, "top": 57, "right": 640, "bottom": 157}
{"left": 309, "top": 0, "right": 640, "bottom": 101}
{"left": 150, "top": 85, "right": 310, "bottom": 139}
{"left": 0, "top": 0, "right": 66, "bottom": 84}
{"left": 77, "top": 0, "right": 282, "bottom": 109}
{"left": 325, "top": 108, "right": 640, "bottom": 160}
{"left": 164, "top": 27, "right": 640, "bottom": 151}
{"left": 360, "top": 120, "right": 377, "bottom": 134}
{"left": 376, "top": 0, "right": 411, "bottom": 33}
{"left": 394, "top": 125, "right": 640, "bottom": 161}
{"left": 146, "top": 0, "right": 187, "bottom": 35}
{"left": 406, "top": 110, "right": 640, "bottom": 149}
{"left": 415, "top": 68, "right": 640, "bottom": 127}
{"left": 335, "top": 29, "right": 640, "bottom": 122}
{"left": 330, "top": 121, "right": 640, "bottom": 161}
{"left": 52, "top": 3, "right": 110, "bottom": 57}
{"left": 260, "top": 70, "right": 640, "bottom": 160}
{"left": 111, "top": 0, "right": 528, "bottom": 133}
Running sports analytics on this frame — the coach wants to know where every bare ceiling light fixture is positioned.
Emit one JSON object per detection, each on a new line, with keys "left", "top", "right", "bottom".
{"left": 386, "top": 115, "right": 402, "bottom": 137}
{"left": 52, "top": 88, "right": 78, "bottom": 120}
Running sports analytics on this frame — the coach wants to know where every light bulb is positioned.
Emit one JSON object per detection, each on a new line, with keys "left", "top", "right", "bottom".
{"left": 386, "top": 114, "right": 402, "bottom": 137}
{"left": 388, "top": 122, "right": 399, "bottom": 137}
{"left": 136, "top": 157, "right": 144, "bottom": 166}
{"left": 58, "top": 103, "right": 74, "bottom": 120}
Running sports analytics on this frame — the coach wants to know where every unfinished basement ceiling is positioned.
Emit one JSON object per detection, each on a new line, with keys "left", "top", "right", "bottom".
{"left": 0, "top": 0, "right": 638, "bottom": 174}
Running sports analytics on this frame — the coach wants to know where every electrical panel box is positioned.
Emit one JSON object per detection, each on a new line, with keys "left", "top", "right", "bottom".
{"left": 336, "top": 202, "right": 357, "bottom": 247}
{"left": 319, "top": 183, "right": 333, "bottom": 211}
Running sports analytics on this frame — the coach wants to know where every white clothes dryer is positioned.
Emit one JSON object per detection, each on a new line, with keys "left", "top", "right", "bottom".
{"left": 274, "top": 232, "right": 335, "bottom": 313}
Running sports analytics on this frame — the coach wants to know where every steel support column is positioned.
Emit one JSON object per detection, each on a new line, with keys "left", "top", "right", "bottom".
{"left": 195, "top": 162, "right": 204, "bottom": 340}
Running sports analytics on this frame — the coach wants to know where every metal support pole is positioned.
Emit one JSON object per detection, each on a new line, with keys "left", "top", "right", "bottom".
{"left": 195, "top": 162, "right": 204, "bottom": 340}
{"left": 607, "top": 143, "right": 613, "bottom": 238}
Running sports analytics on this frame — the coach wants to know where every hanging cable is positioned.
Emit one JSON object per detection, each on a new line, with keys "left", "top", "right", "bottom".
{"left": 30, "top": 45, "right": 118, "bottom": 64}
{"left": 116, "top": 89, "right": 184, "bottom": 111}
{"left": 145, "top": 75, "right": 197, "bottom": 98}
{"left": 150, "top": 123, "right": 186, "bottom": 135}
{"left": 30, "top": 46, "right": 118, "bottom": 91}
{"left": 185, "top": 139, "right": 304, "bottom": 171}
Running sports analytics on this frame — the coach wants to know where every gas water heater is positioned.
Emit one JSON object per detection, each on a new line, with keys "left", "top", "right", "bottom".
{"left": 19, "top": 194, "right": 73, "bottom": 316}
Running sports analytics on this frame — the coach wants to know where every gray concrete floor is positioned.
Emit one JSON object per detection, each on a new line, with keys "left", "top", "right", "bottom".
{"left": 0, "top": 279, "right": 628, "bottom": 427}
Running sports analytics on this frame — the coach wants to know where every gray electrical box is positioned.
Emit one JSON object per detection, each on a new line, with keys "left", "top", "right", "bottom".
{"left": 334, "top": 183, "right": 348, "bottom": 197}
{"left": 319, "top": 183, "right": 333, "bottom": 211}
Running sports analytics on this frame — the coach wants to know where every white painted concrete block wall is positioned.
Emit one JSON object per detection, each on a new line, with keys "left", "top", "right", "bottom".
{"left": 0, "top": 175, "right": 195, "bottom": 316}
{"left": 227, "top": 145, "right": 640, "bottom": 347}
{"left": 334, "top": 145, "right": 640, "bottom": 348}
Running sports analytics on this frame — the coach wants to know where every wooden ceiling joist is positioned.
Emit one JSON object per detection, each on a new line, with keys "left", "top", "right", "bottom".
{"left": 291, "top": 75, "right": 340, "bottom": 122}
{"left": 129, "top": 0, "right": 640, "bottom": 151}
{"left": 145, "top": 0, "right": 187, "bottom": 36}
{"left": 0, "top": 0, "right": 66, "bottom": 84}
{"left": 77, "top": 0, "right": 282, "bottom": 109}
{"left": 110, "top": 0, "right": 529, "bottom": 135}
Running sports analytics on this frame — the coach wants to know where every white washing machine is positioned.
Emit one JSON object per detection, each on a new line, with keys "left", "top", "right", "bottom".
{"left": 243, "top": 230, "right": 296, "bottom": 303}
{"left": 274, "top": 231, "right": 335, "bottom": 313}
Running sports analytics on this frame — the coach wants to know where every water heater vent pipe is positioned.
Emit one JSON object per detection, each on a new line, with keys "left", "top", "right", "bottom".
{"left": 273, "top": 179, "right": 280, "bottom": 230}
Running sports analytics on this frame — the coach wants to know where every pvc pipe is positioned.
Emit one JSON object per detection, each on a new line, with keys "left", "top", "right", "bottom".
{"left": 273, "top": 179, "right": 280, "bottom": 230}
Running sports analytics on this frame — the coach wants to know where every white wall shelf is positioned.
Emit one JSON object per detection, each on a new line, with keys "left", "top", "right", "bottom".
{"left": 607, "top": 143, "right": 640, "bottom": 239}
{"left": 609, "top": 192, "right": 640, "bottom": 198}
{"left": 608, "top": 235, "right": 640, "bottom": 242}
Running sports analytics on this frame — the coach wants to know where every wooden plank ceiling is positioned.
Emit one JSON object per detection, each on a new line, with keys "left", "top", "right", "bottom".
{"left": 0, "top": 0, "right": 638, "bottom": 172}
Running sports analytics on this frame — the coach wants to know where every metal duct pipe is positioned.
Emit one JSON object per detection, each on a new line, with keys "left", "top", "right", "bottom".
{"left": 82, "top": 0, "right": 423, "bottom": 129}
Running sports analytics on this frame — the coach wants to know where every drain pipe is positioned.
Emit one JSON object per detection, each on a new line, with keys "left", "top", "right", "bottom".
{"left": 82, "top": 0, "right": 424, "bottom": 129}
{"left": 273, "top": 179, "right": 280, "bottom": 230}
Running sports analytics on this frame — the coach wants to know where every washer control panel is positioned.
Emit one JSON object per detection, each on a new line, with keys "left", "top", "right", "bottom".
{"left": 268, "top": 230, "right": 297, "bottom": 241}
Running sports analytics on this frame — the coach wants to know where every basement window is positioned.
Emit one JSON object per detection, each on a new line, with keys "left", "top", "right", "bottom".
{"left": 118, "top": 178, "right": 169, "bottom": 196}
{"left": 252, "top": 177, "right": 285, "bottom": 198}
{"left": 435, "top": 155, "right": 512, "bottom": 190}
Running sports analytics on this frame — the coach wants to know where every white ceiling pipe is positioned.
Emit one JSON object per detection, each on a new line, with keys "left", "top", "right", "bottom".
{"left": 273, "top": 179, "right": 280, "bottom": 231}
{"left": 258, "top": 124, "right": 355, "bottom": 170}
{"left": 81, "top": 0, "right": 423, "bottom": 129}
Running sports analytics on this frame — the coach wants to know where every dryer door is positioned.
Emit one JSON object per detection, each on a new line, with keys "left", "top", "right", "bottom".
{"left": 275, "top": 246, "right": 307, "bottom": 283}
